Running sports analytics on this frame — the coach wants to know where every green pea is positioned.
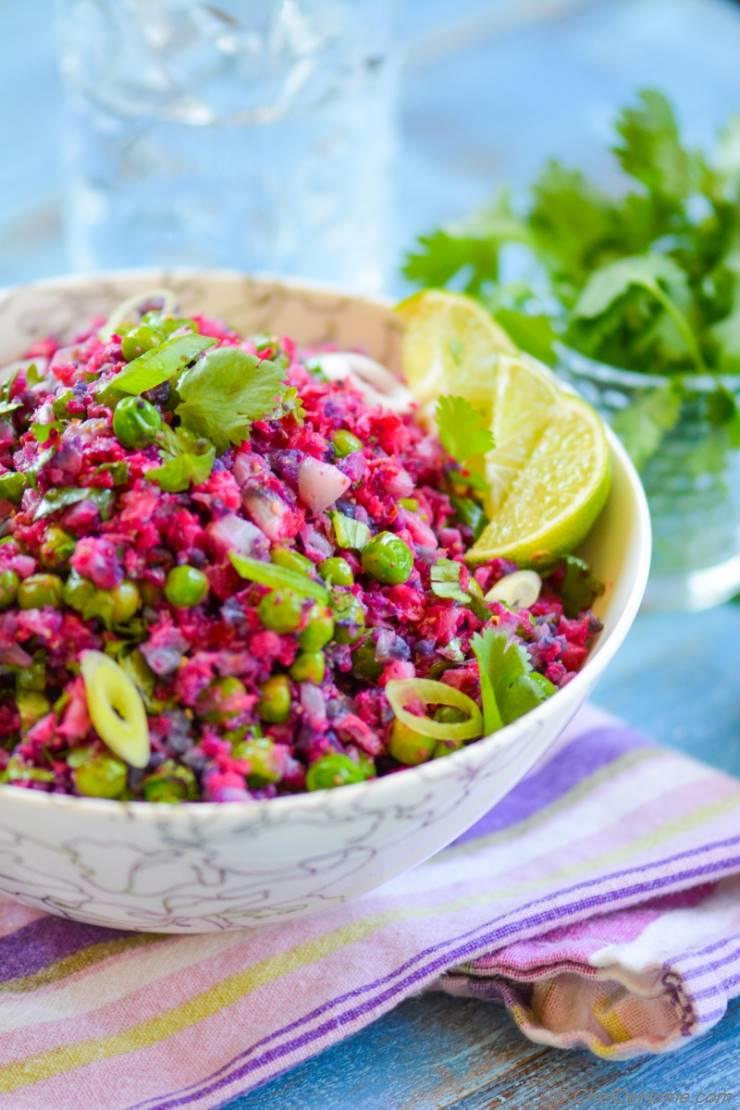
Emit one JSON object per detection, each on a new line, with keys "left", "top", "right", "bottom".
{"left": 0, "top": 472, "right": 27, "bottom": 504}
{"left": 110, "top": 580, "right": 141, "bottom": 623}
{"left": 258, "top": 589, "right": 304, "bottom": 633}
{"left": 113, "top": 396, "right": 163, "bottom": 448}
{"left": 361, "top": 532, "right": 413, "bottom": 585}
{"left": 330, "top": 589, "right": 366, "bottom": 644}
{"left": 39, "top": 526, "right": 76, "bottom": 570}
{"left": 433, "top": 706, "right": 467, "bottom": 724}
{"left": 271, "top": 546, "right": 314, "bottom": 576}
{"left": 351, "top": 638, "right": 382, "bottom": 682}
{"left": 290, "top": 651, "right": 326, "bottom": 684}
{"left": 298, "top": 604, "right": 335, "bottom": 651}
{"left": 197, "top": 676, "right": 247, "bottom": 724}
{"left": 257, "top": 675, "right": 292, "bottom": 723}
{"left": 17, "top": 690, "right": 51, "bottom": 734}
{"left": 63, "top": 569, "right": 113, "bottom": 624}
{"left": 399, "top": 498, "right": 419, "bottom": 512}
{"left": 18, "top": 573, "right": 63, "bottom": 610}
{"left": 332, "top": 429, "right": 363, "bottom": 458}
{"left": 16, "top": 654, "right": 46, "bottom": 692}
{"left": 319, "top": 557, "right": 354, "bottom": 586}
{"left": 433, "top": 737, "right": 465, "bottom": 759}
{"left": 388, "top": 720, "right": 436, "bottom": 766}
{"left": 120, "top": 323, "right": 163, "bottom": 362}
{"left": 0, "top": 569, "right": 19, "bottom": 609}
{"left": 142, "top": 760, "right": 197, "bottom": 803}
{"left": 234, "top": 736, "right": 283, "bottom": 786}
{"left": 74, "top": 752, "right": 128, "bottom": 798}
{"left": 306, "top": 753, "right": 370, "bottom": 791}
{"left": 165, "top": 565, "right": 209, "bottom": 608}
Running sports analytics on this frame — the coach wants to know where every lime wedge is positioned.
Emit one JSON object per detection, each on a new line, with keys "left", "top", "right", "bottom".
{"left": 395, "top": 289, "right": 612, "bottom": 566}
{"left": 395, "top": 289, "right": 517, "bottom": 406}
{"left": 467, "top": 395, "right": 611, "bottom": 564}
{"left": 483, "top": 353, "right": 562, "bottom": 514}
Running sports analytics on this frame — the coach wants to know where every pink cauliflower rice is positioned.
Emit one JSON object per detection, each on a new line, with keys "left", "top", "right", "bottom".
{"left": 0, "top": 299, "right": 602, "bottom": 802}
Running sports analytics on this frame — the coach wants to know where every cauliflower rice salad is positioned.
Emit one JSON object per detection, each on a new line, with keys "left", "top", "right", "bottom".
{"left": 0, "top": 296, "right": 603, "bottom": 802}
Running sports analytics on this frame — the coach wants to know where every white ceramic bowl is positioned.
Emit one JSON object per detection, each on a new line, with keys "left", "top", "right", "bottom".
{"left": 0, "top": 271, "right": 651, "bottom": 933}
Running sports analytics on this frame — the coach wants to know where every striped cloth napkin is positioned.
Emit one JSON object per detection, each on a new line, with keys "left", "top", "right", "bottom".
{"left": 1, "top": 706, "right": 739, "bottom": 1109}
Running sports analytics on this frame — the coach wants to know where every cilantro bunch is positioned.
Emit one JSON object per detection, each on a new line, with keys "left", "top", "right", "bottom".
{"left": 403, "top": 89, "right": 740, "bottom": 469}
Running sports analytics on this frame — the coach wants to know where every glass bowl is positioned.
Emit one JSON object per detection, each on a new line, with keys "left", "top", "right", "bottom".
{"left": 557, "top": 348, "right": 740, "bottom": 611}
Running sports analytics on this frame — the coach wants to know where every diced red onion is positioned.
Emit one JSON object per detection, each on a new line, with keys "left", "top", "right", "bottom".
{"left": 300, "top": 682, "right": 327, "bottom": 727}
{"left": 297, "top": 457, "right": 351, "bottom": 514}
{"left": 384, "top": 468, "right": 415, "bottom": 497}
{"left": 402, "top": 512, "right": 438, "bottom": 549}
{"left": 242, "top": 487, "right": 301, "bottom": 542}
{"left": 207, "top": 514, "right": 269, "bottom": 559}
{"left": 232, "top": 451, "right": 265, "bottom": 488}
{"left": 300, "top": 524, "right": 333, "bottom": 560}
{"left": 0, "top": 644, "right": 33, "bottom": 667}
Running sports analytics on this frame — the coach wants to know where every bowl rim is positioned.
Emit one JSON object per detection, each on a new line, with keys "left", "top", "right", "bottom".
{"left": 0, "top": 268, "right": 652, "bottom": 821}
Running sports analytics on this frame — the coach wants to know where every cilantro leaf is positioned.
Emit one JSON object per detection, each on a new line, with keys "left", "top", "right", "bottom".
{"left": 403, "top": 191, "right": 529, "bottom": 295}
{"left": 430, "top": 559, "right": 470, "bottom": 603}
{"left": 490, "top": 308, "right": 558, "bottom": 363}
{"left": 470, "top": 629, "right": 506, "bottom": 734}
{"left": 145, "top": 427, "right": 215, "bottom": 493}
{"left": 573, "top": 255, "right": 688, "bottom": 319}
{"left": 449, "top": 494, "right": 487, "bottom": 540}
{"left": 529, "top": 161, "right": 616, "bottom": 293}
{"left": 613, "top": 89, "right": 696, "bottom": 203}
{"left": 558, "top": 555, "right": 605, "bottom": 618}
{"left": 710, "top": 306, "right": 740, "bottom": 372}
{"left": 176, "top": 348, "right": 286, "bottom": 453}
{"left": 109, "top": 334, "right": 215, "bottom": 395}
{"left": 611, "top": 383, "right": 683, "bottom": 470}
{"left": 472, "top": 628, "right": 555, "bottom": 733}
{"left": 436, "top": 396, "right": 495, "bottom": 465}
{"left": 33, "top": 487, "right": 114, "bottom": 521}
{"left": 471, "top": 628, "right": 552, "bottom": 734}
{"left": 572, "top": 254, "right": 704, "bottom": 373}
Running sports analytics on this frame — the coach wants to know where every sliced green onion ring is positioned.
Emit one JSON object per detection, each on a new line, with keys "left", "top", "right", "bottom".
{"left": 230, "top": 553, "right": 329, "bottom": 603}
{"left": 385, "top": 679, "right": 483, "bottom": 741}
{"left": 99, "top": 289, "right": 179, "bottom": 342}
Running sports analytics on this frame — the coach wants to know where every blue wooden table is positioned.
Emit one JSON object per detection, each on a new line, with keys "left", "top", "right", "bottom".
{"left": 2, "top": 1, "right": 739, "bottom": 1105}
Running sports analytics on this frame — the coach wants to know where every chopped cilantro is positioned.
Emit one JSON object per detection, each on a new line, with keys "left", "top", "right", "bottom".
{"left": 558, "top": 555, "right": 605, "bottom": 618}
{"left": 176, "top": 347, "right": 286, "bottom": 453}
{"left": 33, "top": 487, "right": 114, "bottom": 521}
{"left": 145, "top": 426, "right": 215, "bottom": 493}
{"left": 471, "top": 627, "right": 555, "bottom": 734}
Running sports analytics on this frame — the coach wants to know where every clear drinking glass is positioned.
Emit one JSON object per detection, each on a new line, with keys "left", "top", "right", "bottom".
{"left": 56, "top": 0, "right": 397, "bottom": 291}
{"left": 558, "top": 348, "right": 740, "bottom": 611}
